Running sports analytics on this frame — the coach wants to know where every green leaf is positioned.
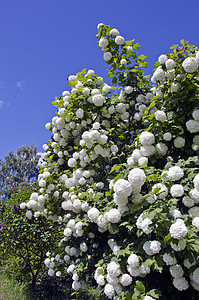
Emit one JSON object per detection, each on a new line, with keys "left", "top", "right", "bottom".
{"left": 135, "top": 280, "right": 145, "bottom": 293}
{"left": 148, "top": 289, "right": 161, "bottom": 299}
{"left": 110, "top": 164, "right": 123, "bottom": 173}
{"left": 180, "top": 39, "right": 185, "bottom": 46}
{"left": 126, "top": 40, "right": 134, "bottom": 46}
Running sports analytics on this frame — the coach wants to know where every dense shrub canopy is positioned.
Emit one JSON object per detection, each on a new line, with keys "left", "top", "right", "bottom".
{"left": 20, "top": 24, "right": 199, "bottom": 299}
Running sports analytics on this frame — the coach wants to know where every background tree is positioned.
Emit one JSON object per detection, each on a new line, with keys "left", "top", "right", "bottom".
{"left": 0, "top": 144, "right": 40, "bottom": 200}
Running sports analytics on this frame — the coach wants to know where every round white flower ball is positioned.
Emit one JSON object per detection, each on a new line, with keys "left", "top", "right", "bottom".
{"left": 154, "top": 110, "right": 167, "bottom": 122}
{"left": 186, "top": 120, "right": 199, "bottom": 133}
{"left": 166, "top": 59, "right": 176, "bottom": 70}
{"left": 104, "top": 52, "right": 112, "bottom": 61}
{"left": 110, "top": 28, "right": 119, "bottom": 36}
{"left": 170, "top": 184, "right": 184, "bottom": 198}
{"left": 48, "top": 269, "right": 55, "bottom": 276}
{"left": 192, "top": 109, "right": 199, "bottom": 121}
{"left": 68, "top": 158, "right": 77, "bottom": 168}
{"left": 170, "top": 264, "right": 184, "bottom": 278}
{"left": 152, "top": 183, "right": 168, "bottom": 199}
{"left": 163, "top": 132, "right": 172, "bottom": 141}
{"left": 107, "top": 261, "right": 121, "bottom": 277}
{"left": 119, "top": 274, "right": 132, "bottom": 286}
{"left": 26, "top": 210, "right": 32, "bottom": 219}
{"left": 174, "top": 137, "right": 185, "bottom": 148}
{"left": 107, "top": 208, "right": 121, "bottom": 223}
{"left": 127, "top": 254, "right": 139, "bottom": 268}
{"left": 115, "top": 35, "right": 125, "bottom": 45}
{"left": 169, "top": 219, "right": 188, "bottom": 239}
{"left": 99, "top": 37, "right": 108, "bottom": 49}
{"left": 192, "top": 217, "right": 199, "bottom": 229}
{"left": 173, "top": 277, "right": 189, "bottom": 291}
{"left": 163, "top": 253, "right": 177, "bottom": 266}
{"left": 139, "top": 131, "right": 155, "bottom": 146}
{"left": 87, "top": 207, "right": 100, "bottom": 222}
{"left": 167, "top": 166, "right": 184, "bottom": 181}
{"left": 182, "top": 57, "right": 198, "bottom": 73}
{"left": 125, "top": 86, "right": 133, "bottom": 94}
{"left": 158, "top": 54, "right": 167, "bottom": 64}
{"left": 104, "top": 284, "right": 115, "bottom": 298}
{"left": 128, "top": 168, "right": 146, "bottom": 186}
{"left": 68, "top": 75, "right": 77, "bottom": 82}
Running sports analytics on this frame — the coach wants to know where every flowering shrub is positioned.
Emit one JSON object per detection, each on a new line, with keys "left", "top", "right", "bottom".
{"left": 23, "top": 24, "right": 199, "bottom": 299}
{"left": 0, "top": 183, "right": 62, "bottom": 293}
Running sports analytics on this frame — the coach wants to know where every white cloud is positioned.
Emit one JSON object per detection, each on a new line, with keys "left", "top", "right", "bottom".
{"left": 0, "top": 100, "right": 9, "bottom": 109}
{"left": 16, "top": 80, "right": 25, "bottom": 90}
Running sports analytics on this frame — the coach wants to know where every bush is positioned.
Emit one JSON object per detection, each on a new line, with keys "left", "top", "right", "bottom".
{"left": 23, "top": 24, "right": 199, "bottom": 299}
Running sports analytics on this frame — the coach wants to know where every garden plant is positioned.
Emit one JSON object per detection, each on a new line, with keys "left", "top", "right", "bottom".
{"left": 19, "top": 23, "right": 199, "bottom": 299}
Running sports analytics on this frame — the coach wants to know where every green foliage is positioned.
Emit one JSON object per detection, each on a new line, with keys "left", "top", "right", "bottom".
{"left": 0, "top": 145, "right": 40, "bottom": 200}
{"left": 0, "top": 184, "right": 62, "bottom": 293}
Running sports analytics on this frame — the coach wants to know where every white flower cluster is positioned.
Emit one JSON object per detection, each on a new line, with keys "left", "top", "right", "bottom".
{"left": 169, "top": 219, "right": 188, "bottom": 240}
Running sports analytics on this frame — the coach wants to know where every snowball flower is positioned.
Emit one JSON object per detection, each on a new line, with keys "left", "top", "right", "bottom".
{"left": 115, "top": 35, "right": 124, "bottom": 45}
{"left": 150, "top": 240, "right": 161, "bottom": 254}
{"left": 170, "top": 184, "right": 184, "bottom": 198}
{"left": 119, "top": 274, "right": 132, "bottom": 286}
{"left": 165, "top": 59, "right": 176, "bottom": 69}
{"left": 110, "top": 28, "right": 119, "bottom": 36}
{"left": 26, "top": 210, "right": 32, "bottom": 219}
{"left": 104, "top": 284, "right": 115, "bottom": 298}
{"left": 154, "top": 110, "right": 167, "bottom": 122}
{"left": 158, "top": 54, "right": 167, "bottom": 64}
{"left": 193, "top": 174, "right": 199, "bottom": 190}
{"left": 152, "top": 183, "right": 168, "bottom": 199}
{"left": 169, "top": 219, "right": 188, "bottom": 239}
{"left": 125, "top": 86, "right": 133, "bottom": 94}
{"left": 193, "top": 109, "right": 199, "bottom": 121}
{"left": 163, "top": 132, "right": 172, "bottom": 141}
{"left": 193, "top": 268, "right": 199, "bottom": 284}
{"left": 96, "top": 275, "right": 105, "bottom": 286}
{"left": 92, "top": 94, "right": 105, "bottom": 106}
{"left": 156, "top": 143, "right": 168, "bottom": 156}
{"left": 128, "top": 168, "right": 146, "bottom": 187}
{"left": 127, "top": 254, "right": 139, "bottom": 268}
{"left": 163, "top": 253, "right": 177, "bottom": 266}
{"left": 87, "top": 207, "right": 100, "bottom": 222}
{"left": 63, "top": 227, "right": 72, "bottom": 237}
{"left": 76, "top": 108, "right": 84, "bottom": 118}
{"left": 182, "top": 57, "right": 198, "bottom": 73}
{"left": 174, "top": 137, "right": 185, "bottom": 148}
{"left": 192, "top": 217, "right": 199, "bottom": 230}
{"left": 143, "top": 296, "right": 155, "bottom": 300}
{"left": 99, "top": 37, "right": 108, "bottom": 49}
{"left": 139, "top": 131, "right": 155, "bottom": 146}
{"left": 114, "top": 179, "right": 132, "bottom": 197}
{"left": 171, "top": 239, "right": 186, "bottom": 251}
{"left": 68, "top": 158, "right": 77, "bottom": 168}
{"left": 186, "top": 120, "right": 199, "bottom": 133}
{"left": 104, "top": 52, "right": 112, "bottom": 61}
{"left": 140, "top": 145, "right": 156, "bottom": 157}
{"left": 107, "top": 208, "right": 122, "bottom": 223}
{"left": 68, "top": 75, "right": 77, "bottom": 82}
{"left": 173, "top": 277, "right": 189, "bottom": 291}
{"left": 153, "top": 67, "right": 165, "bottom": 82}
{"left": 170, "top": 264, "right": 184, "bottom": 278}
{"left": 167, "top": 166, "right": 184, "bottom": 181}
{"left": 107, "top": 261, "right": 121, "bottom": 277}
{"left": 48, "top": 269, "right": 55, "bottom": 276}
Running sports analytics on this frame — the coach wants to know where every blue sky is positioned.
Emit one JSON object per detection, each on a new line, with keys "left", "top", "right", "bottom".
{"left": 0, "top": 0, "right": 198, "bottom": 159}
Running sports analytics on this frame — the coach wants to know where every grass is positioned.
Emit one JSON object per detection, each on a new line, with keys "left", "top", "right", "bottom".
{"left": 0, "top": 265, "right": 27, "bottom": 300}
